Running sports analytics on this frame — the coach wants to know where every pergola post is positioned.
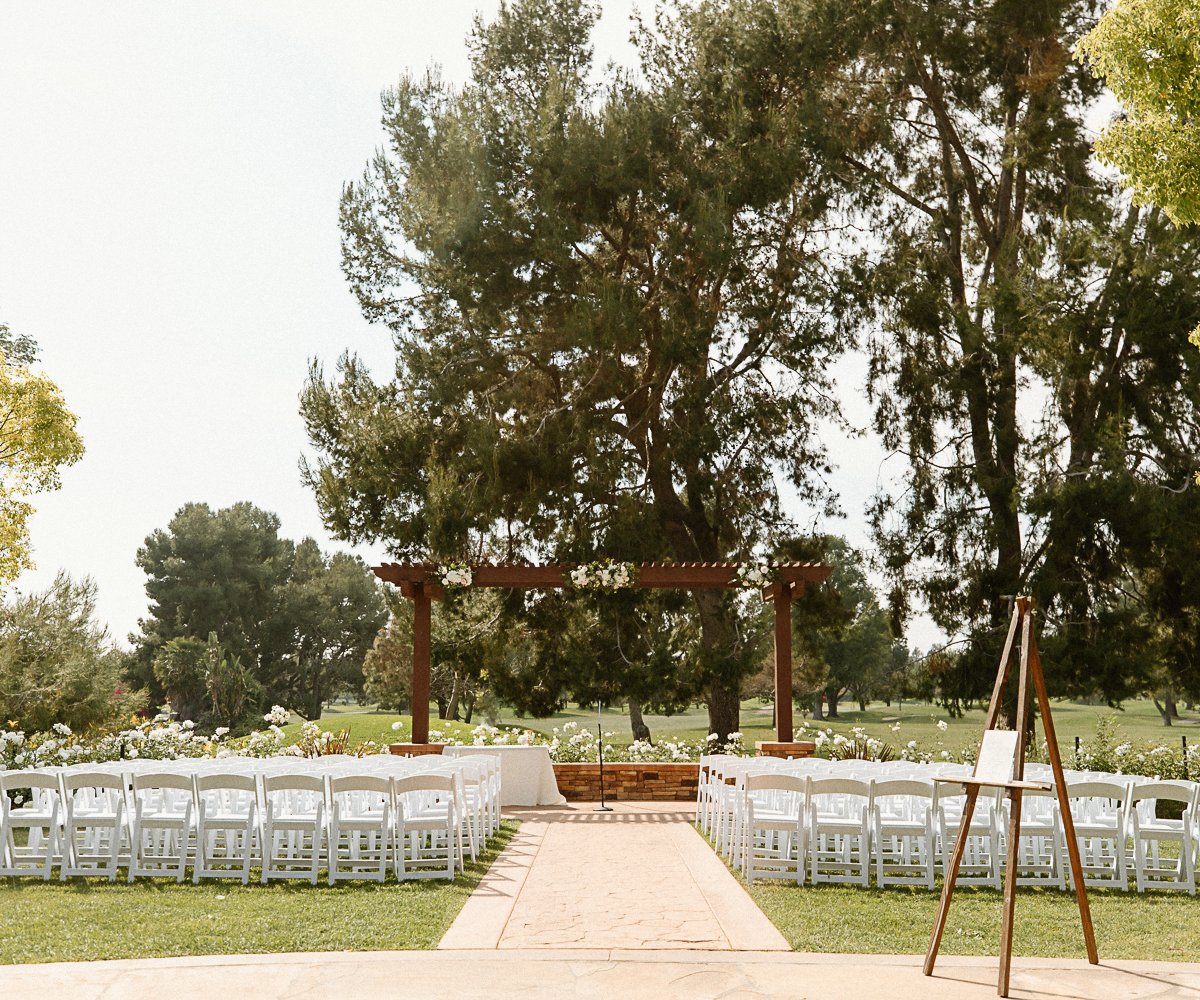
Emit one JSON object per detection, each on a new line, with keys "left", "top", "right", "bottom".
{"left": 772, "top": 582, "right": 794, "bottom": 743}
{"left": 412, "top": 584, "right": 432, "bottom": 744}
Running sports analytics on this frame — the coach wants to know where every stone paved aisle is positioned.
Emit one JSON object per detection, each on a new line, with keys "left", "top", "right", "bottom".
{"left": 439, "top": 801, "right": 790, "bottom": 951}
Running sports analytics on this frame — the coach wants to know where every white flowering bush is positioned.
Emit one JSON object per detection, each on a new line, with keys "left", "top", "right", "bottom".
{"left": 545, "top": 721, "right": 617, "bottom": 762}
{"left": 0, "top": 717, "right": 228, "bottom": 769}
{"left": 735, "top": 563, "right": 776, "bottom": 587}
{"left": 3, "top": 709, "right": 1193, "bottom": 775}
{"left": 263, "top": 705, "right": 290, "bottom": 727}
{"left": 567, "top": 560, "right": 637, "bottom": 591}
{"left": 435, "top": 563, "right": 473, "bottom": 588}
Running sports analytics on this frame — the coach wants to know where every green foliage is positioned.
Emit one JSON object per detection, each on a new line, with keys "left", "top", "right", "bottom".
{"left": 363, "top": 609, "right": 412, "bottom": 714}
{"left": 132, "top": 503, "right": 385, "bottom": 722}
{"left": 152, "top": 636, "right": 210, "bottom": 726}
{"left": 0, "top": 573, "right": 145, "bottom": 731}
{"left": 1077, "top": 0, "right": 1200, "bottom": 225}
{"left": 274, "top": 538, "right": 388, "bottom": 720}
{"left": 0, "top": 324, "right": 84, "bottom": 585}
{"left": 132, "top": 502, "right": 293, "bottom": 699}
{"left": 698, "top": 0, "right": 1200, "bottom": 709}
{"left": 302, "top": 0, "right": 849, "bottom": 739}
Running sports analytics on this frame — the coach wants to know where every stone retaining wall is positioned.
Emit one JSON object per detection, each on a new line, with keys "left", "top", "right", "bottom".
{"left": 553, "top": 762, "right": 699, "bottom": 801}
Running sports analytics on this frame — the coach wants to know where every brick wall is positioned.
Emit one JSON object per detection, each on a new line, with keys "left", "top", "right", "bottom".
{"left": 553, "top": 762, "right": 699, "bottom": 801}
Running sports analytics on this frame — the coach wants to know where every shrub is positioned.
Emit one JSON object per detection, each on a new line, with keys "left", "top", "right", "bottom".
{"left": 0, "top": 573, "right": 145, "bottom": 732}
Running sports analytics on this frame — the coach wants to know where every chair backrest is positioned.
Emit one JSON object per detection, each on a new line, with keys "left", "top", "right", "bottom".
{"left": 263, "top": 773, "right": 326, "bottom": 794}
{"left": 0, "top": 771, "right": 60, "bottom": 793}
{"left": 1129, "top": 781, "right": 1198, "bottom": 806}
{"left": 62, "top": 771, "right": 125, "bottom": 792}
{"left": 132, "top": 772, "right": 195, "bottom": 793}
{"left": 329, "top": 774, "right": 392, "bottom": 796}
{"left": 1066, "top": 780, "right": 1130, "bottom": 803}
{"left": 394, "top": 773, "right": 455, "bottom": 795}
{"left": 871, "top": 779, "right": 935, "bottom": 801}
{"left": 807, "top": 777, "right": 872, "bottom": 798}
{"left": 196, "top": 773, "right": 258, "bottom": 794}
{"left": 744, "top": 773, "right": 807, "bottom": 795}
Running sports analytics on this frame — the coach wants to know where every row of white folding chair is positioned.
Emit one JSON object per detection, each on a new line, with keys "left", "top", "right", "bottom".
{"left": 0, "top": 763, "right": 491, "bottom": 883}
{"left": 721, "top": 763, "right": 1198, "bottom": 893}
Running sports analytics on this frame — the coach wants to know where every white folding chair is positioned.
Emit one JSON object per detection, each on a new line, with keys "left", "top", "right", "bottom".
{"left": 1010, "top": 785, "right": 1066, "bottom": 888}
{"left": 393, "top": 772, "right": 461, "bottom": 880}
{"left": 60, "top": 771, "right": 128, "bottom": 881}
{"left": 0, "top": 771, "right": 63, "bottom": 879}
{"left": 871, "top": 778, "right": 937, "bottom": 888}
{"left": 807, "top": 776, "right": 872, "bottom": 887}
{"left": 328, "top": 774, "right": 392, "bottom": 884}
{"left": 935, "top": 783, "right": 1004, "bottom": 889}
{"left": 1064, "top": 779, "right": 1131, "bottom": 889}
{"left": 128, "top": 772, "right": 194, "bottom": 882}
{"left": 1130, "top": 781, "right": 1197, "bottom": 894}
{"left": 262, "top": 773, "right": 326, "bottom": 885}
{"left": 740, "top": 772, "right": 806, "bottom": 884}
{"left": 194, "top": 773, "right": 261, "bottom": 884}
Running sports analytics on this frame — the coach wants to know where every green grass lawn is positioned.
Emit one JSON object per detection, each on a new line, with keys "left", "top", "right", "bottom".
{"left": 280, "top": 712, "right": 483, "bottom": 747}
{"left": 311, "top": 697, "right": 1194, "bottom": 754}
{"left": 0, "top": 823, "right": 516, "bottom": 965}
{"left": 746, "top": 880, "right": 1200, "bottom": 961}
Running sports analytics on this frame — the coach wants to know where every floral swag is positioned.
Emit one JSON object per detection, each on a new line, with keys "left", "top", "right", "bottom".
{"left": 434, "top": 563, "right": 473, "bottom": 588}
{"left": 735, "top": 562, "right": 777, "bottom": 588}
{"left": 567, "top": 560, "right": 637, "bottom": 591}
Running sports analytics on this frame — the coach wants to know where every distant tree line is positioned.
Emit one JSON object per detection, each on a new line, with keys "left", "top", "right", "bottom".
{"left": 0, "top": 501, "right": 386, "bottom": 735}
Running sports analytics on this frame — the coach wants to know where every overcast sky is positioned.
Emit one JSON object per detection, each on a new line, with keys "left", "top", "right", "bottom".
{"left": 1, "top": 1, "right": 909, "bottom": 648}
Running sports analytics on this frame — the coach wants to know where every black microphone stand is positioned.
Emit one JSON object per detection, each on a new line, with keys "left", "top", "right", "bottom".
{"left": 595, "top": 701, "right": 612, "bottom": 812}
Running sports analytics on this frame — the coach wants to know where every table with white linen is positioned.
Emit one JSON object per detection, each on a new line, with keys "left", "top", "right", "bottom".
{"left": 443, "top": 744, "right": 565, "bottom": 806}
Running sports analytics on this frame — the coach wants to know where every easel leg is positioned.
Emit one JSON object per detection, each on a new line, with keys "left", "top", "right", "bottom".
{"left": 998, "top": 788, "right": 1023, "bottom": 996}
{"left": 1028, "top": 645, "right": 1099, "bottom": 964}
{"left": 924, "top": 787, "right": 979, "bottom": 976}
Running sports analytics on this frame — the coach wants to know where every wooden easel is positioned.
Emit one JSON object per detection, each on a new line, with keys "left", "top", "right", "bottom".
{"left": 924, "top": 597, "right": 1099, "bottom": 997}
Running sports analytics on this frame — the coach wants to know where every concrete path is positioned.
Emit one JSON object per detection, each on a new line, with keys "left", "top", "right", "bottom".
{"left": 6, "top": 949, "right": 1200, "bottom": 1000}
{"left": 440, "top": 800, "right": 788, "bottom": 951}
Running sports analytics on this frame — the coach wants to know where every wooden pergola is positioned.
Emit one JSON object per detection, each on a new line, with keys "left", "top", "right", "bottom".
{"left": 372, "top": 561, "right": 832, "bottom": 744}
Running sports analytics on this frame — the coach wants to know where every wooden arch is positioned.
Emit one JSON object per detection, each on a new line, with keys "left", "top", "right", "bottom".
{"left": 372, "top": 561, "right": 832, "bottom": 744}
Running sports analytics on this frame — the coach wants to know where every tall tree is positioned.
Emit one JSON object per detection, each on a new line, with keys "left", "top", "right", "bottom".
{"left": 275, "top": 538, "right": 387, "bottom": 720}
{"left": 0, "top": 324, "right": 84, "bottom": 585}
{"left": 131, "top": 502, "right": 294, "bottom": 705}
{"left": 302, "top": 0, "right": 846, "bottom": 739}
{"left": 698, "top": 0, "right": 1200, "bottom": 710}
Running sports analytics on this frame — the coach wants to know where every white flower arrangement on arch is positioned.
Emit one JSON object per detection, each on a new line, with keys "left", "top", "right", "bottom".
{"left": 566, "top": 559, "right": 637, "bottom": 591}
{"left": 735, "top": 562, "right": 777, "bottom": 588}
{"left": 434, "top": 563, "right": 473, "bottom": 588}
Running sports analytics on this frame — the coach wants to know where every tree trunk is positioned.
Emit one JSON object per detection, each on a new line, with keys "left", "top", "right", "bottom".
{"left": 825, "top": 684, "right": 840, "bottom": 719}
{"left": 462, "top": 691, "right": 476, "bottom": 724}
{"left": 1154, "top": 697, "right": 1174, "bottom": 727}
{"left": 812, "top": 693, "right": 825, "bottom": 721}
{"left": 1165, "top": 689, "right": 1180, "bottom": 719}
{"left": 706, "top": 682, "right": 741, "bottom": 744}
{"left": 628, "top": 700, "right": 652, "bottom": 743}
{"left": 446, "top": 672, "right": 461, "bottom": 722}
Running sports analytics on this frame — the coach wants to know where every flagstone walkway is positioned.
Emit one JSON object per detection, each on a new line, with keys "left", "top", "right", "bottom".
{"left": 439, "top": 801, "right": 790, "bottom": 951}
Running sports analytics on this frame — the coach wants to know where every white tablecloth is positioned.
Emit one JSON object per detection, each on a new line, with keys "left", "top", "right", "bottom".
{"left": 443, "top": 744, "right": 565, "bottom": 806}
